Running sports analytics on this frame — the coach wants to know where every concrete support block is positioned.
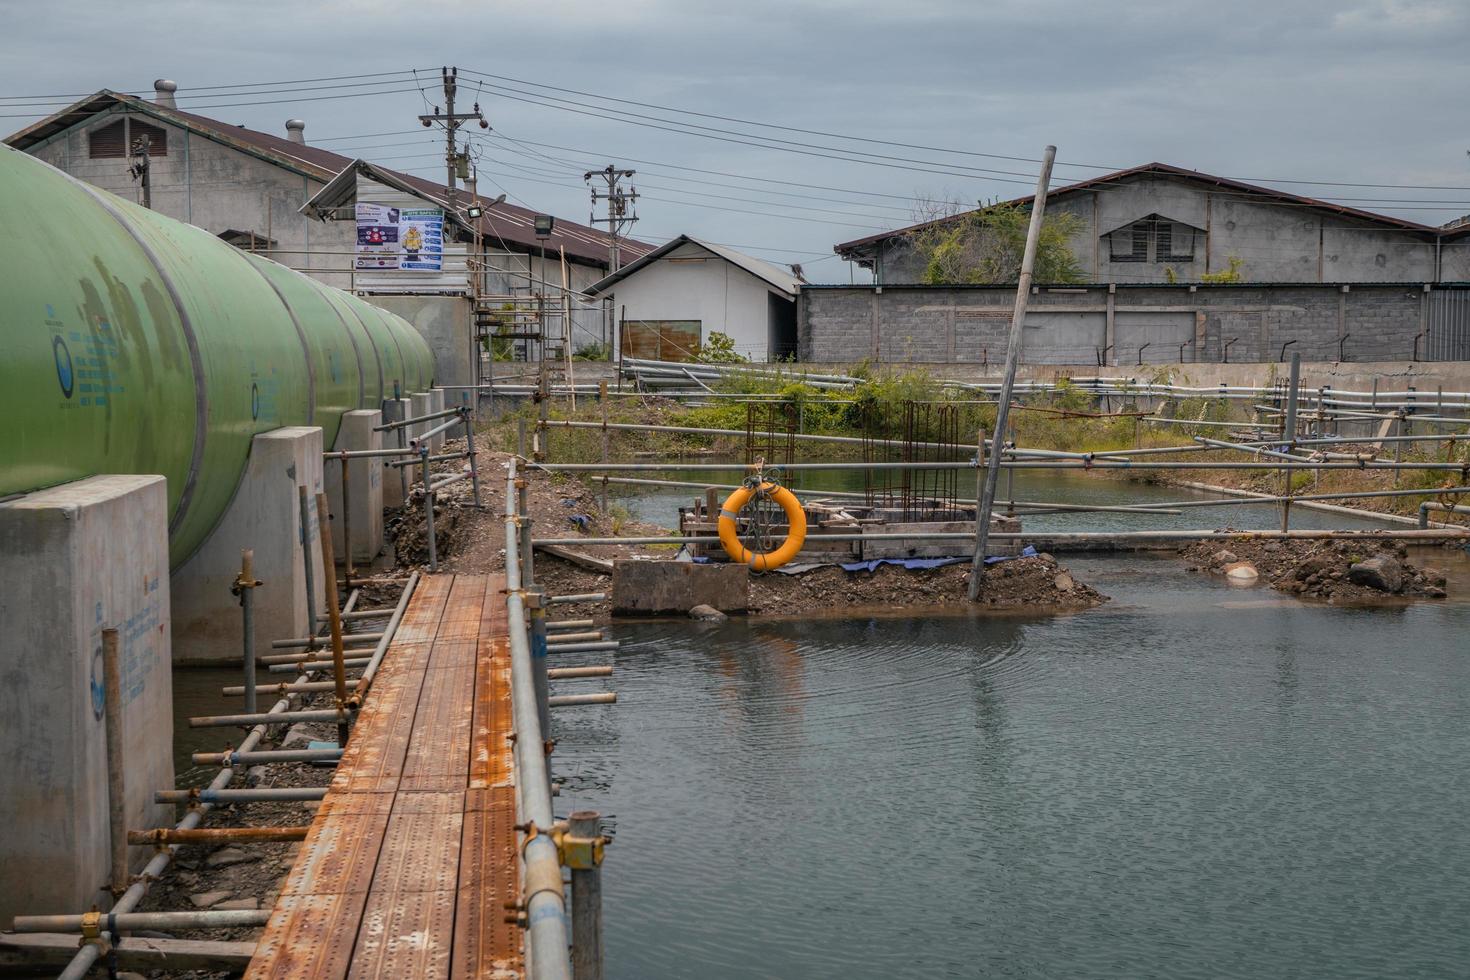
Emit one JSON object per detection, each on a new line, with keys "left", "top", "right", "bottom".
{"left": 611, "top": 560, "right": 748, "bottom": 615}
{"left": 429, "top": 388, "right": 446, "bottom": 452}
{"left": 171, "top": 427, "right": 324, "bottom": 664}
{"left": 380, "top": 398, "right": 412, "bottom": 509}
{"left": 0, "top": 476, "right": 174, "bottom": 924}
{"left": 324, "top": 410, "right": 384, "bottom": 563}
{"left": 409, "top": 392, "right": 433, "bottom": 453}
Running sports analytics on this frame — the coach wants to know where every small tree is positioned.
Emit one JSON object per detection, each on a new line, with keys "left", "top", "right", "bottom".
{"left": 696, "top": 331, "right": 747, "bottom": 363}
{"left": 907, "top": 199, "right": 1085, "bottom": 285}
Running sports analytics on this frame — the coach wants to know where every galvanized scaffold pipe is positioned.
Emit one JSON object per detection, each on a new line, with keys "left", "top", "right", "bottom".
{"left": 504, "top": 458, "right": 575, "bottom": 980}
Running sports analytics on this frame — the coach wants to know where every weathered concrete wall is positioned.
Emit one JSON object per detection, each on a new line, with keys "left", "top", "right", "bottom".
{"left": 801, "top": 283, "right": 1456, "bottom": 366}
{"left": 171, "top": 427, "right": 324, "bottom": 664}
{"left": 861, "top": 172, "right": 1465, "bottom": 285}
{"left": 367, "top": 295, "right": 472, "bottom": 388}
{"left": 27, "top": 108, "right": 354, "bottom": 291}
{"left": 0, "top": 475, "right": 174, "bottom": 924}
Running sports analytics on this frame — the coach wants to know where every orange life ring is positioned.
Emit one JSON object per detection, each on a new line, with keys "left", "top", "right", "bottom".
{"left": 717, "top": 482, "right": 807, "bottom": 571}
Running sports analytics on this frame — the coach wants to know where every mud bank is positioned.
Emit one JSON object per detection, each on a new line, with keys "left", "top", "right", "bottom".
{"left": 1180, "top": 538, "right": 1450, "bottom": 601}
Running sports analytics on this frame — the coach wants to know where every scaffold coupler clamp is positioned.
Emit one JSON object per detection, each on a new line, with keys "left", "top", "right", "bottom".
{"left": 79, "top": 909, "right": 112, "bottom": 956}
{"left": 551, "top": 823, "right": 608, "bottom": 870}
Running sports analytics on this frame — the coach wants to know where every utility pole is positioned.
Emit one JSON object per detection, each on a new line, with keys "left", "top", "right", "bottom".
{"left": 584, "top": 165, "right": 638, "bottom": 272}
{"left": 969, "top": 145, "right": 1056, "bottom": 602}
{"left": 418, "top": 66, "right": 487, "bottom": 217}
{"left": 128, "top": 134, "right": 151, "bottom": 209}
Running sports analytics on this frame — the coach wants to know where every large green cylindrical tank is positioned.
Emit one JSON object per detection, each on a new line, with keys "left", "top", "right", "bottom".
{"left": 0, "top": 147, "right": 436, "bottom": 567}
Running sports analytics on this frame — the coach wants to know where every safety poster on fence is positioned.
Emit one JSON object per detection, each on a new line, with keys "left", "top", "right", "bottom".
{"left": 355, "top": 203, "right": 444, "bottom": 272}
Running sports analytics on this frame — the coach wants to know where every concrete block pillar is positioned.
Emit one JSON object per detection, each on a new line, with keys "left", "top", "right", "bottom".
{"left": 0, "top": 475, "right": 174, "bottom": 924}
{"left": 429, "top": 388, "right": 447, "bottom": 452}
{"left": 381, "top": 398, "right": 412, "bottom": 509}
{"left": 325, "top": 409, "right": 384, "bottom": 563}
{"left": 171, "top": 426, "right": 324, "bottom": 664}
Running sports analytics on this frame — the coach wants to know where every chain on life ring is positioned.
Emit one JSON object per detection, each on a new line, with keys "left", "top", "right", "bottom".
{"left": 717, "top": 481, "right": 807, "bottom": 571}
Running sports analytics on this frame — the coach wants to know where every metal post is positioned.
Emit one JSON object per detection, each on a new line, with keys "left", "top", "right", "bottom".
{"left": 529, "top": 587, "right": 550, "bottom": 738}
{"left": 1280, "top": 352, "right": 1301, "bottom": 533}
{"left": 235, "top": 550, "right": 261, "bottom": 715}
{"left": 518, "top": 417, "right": 527, "bottom": 459}
{"left": 314, "top": 491, "right": 352, "bottom": 747}
{"left": 421, "top": 446, "right": 437, "bottom": 572}
{"left": 297, "top": 486, "right": 317, "bottom": 643}
{"left": 396, "top": 409, "right": 410, "bottom": 505}
{"left": 970, "top": 145, "right": 1056, "bottom": 600}
{"left": 462, "top": 408, "right": 483, "bottom": 507}
{"left": 972, "top": 426, "right": 986, "bottom": 550}
{"left": 600, "top": 381, "right": 610, "bottom": 515}
{"left": 569, "top": 810, "right": 605, "bottom": 980}
{"left": 101, "top": 628, "right": 127, "bottom": 899}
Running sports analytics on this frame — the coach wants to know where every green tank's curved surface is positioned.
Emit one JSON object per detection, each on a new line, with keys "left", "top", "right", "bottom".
{"left": 0, "top": 147, "right": 436, "bottom": 567}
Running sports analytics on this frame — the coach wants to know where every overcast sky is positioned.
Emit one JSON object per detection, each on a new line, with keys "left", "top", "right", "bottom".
{"left": 4, "top": 0, "right": 1467, "bottom": 279}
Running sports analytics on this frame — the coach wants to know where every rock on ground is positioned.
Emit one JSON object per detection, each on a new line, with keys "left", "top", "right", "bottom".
{"left": 1182, "top": 538, "right": 1448, "bottom": 602}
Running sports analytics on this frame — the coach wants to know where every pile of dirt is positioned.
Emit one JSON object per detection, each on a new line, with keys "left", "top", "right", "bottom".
{"left": 747, "top": 552, "right": 1107, "bottom": 616}
{"left": 1180, "top": 537, "right": 1449, "bottom": 601}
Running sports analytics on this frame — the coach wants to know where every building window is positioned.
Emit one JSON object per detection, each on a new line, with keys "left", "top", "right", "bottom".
{"left": 89, "top": 118, "right": 168, "bottom": 159}
{"left": 1106, "top": 215, "right": 1196, "bottom": 264}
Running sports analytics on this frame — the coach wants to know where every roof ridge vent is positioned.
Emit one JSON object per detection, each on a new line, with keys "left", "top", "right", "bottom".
{"left": 153, "top": 79, "right": 177, "bottom": 109}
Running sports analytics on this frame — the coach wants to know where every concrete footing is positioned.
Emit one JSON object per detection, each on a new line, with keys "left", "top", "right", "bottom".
{"left": 171, "top": 427, "right": 324, "bottom": 664}
{"left": 325, "top": 410, "right": 384, "bottom": 563}
{"left": 0, "top": 475, "right": 175, "bottom": 924}
{"left": 380, "top": 398, "right": 412, "bottom": 509}
{"left": 611, "top": 560, "right": 748, "bottom": 615}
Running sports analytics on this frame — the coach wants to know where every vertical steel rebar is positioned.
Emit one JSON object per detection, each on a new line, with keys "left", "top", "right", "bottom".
{"left": 570, "top": 810, "right": 605, "bottom": 980}
{"left": 314, "top": 491, "right": 351, "bottom": 747}
{"left": 101, "top": 628, "right": 128, "bottom": 900}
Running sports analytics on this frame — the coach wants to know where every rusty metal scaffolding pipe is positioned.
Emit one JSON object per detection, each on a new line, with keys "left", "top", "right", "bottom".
{"left": 52, "top": 588, "right": 360, "bottom": 980}
{"left": 188, "top": 708, "right": 347, "bottom": 728}
{"left": 535, "top": 528, "right": 1470, "bottom": 547}
{"left": 266, "top": 655, "right": 371, "bottom": 674}
{"left": 15, "top": 910, "right": 272, "bottom": 933}
{"left": 127, "top": 826, "right": 309, "bottom": 845}
{"left": 549, "top": 693, "right": 617, "bottom": 708}
{"left": 154, "top": 788, "right": 327, "bottom": 803}
{"left": 505, "top": 457, "right": 575, "bottom": 980}
{"left": 549, "top": 593, "right": 606, "bottom": 604}
{"left": 547, "top": 666, "right": 615, "bottom": 679}
{"left": 191, "top": 747, "right": 344, "bottom": 766}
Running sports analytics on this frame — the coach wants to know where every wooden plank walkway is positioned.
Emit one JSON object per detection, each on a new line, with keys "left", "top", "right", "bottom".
{"left": 246, "top": 573, "right": 521, "bottom": 979}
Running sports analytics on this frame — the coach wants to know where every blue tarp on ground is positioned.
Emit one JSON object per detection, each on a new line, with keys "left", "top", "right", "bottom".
{"left": 838, "top": 545, "right": 1037, "bottom": 574}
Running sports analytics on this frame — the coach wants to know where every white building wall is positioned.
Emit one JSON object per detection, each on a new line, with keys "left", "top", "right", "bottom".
{"left": 607, "top": 242, "right": 790, "bottom": 360}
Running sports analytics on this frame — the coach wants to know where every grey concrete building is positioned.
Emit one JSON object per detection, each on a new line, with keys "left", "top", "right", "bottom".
{"left": 835, "top": 162, "right": 1470, "bottom": 285}
{"left": 6, "top": 81, "right": 648, "bottom": 386}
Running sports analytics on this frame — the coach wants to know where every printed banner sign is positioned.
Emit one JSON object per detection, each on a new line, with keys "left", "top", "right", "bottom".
{"left": 355, "top": 203, "right": 444, "bottom": 272}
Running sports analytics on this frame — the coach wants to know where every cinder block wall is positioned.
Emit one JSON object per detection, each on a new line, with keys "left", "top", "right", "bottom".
{"left": 800, "top": 284, "right": 1449, "bottom": 366}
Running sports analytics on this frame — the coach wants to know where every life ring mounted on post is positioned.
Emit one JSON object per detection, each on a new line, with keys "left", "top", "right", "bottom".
{"left": 717, "top": 479, "right": 807, "bottom": 572}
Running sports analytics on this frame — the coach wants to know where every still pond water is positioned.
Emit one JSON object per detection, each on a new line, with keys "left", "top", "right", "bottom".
{"left": 173, "top": 470, "right": 1470, "bottom": 977}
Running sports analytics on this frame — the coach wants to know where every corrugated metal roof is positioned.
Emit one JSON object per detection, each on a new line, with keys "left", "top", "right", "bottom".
{"left": 584, "top": 234, "right": 803, "bottom": 296}
{"left": 832, "top": 161, "right": 1453, "bottom": 258}
{"left": 4, "top": 89, "right": 650, "bottom": 268}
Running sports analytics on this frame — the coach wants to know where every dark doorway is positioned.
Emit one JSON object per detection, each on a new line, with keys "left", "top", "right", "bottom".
{"left": 768, "top": 294, "right": 797, "bottom": 362}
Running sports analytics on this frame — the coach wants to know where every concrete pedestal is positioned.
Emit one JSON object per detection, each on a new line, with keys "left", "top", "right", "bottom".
{"left": 380, "top": 398, "right": 412, "bottom": 509}
{"left": 325, "top": 410, "right": 384, "bottom": 563}
{"left": 611, "top": 560, "right": 749, "bottom": 615}
{"left": 409, "top": 392, "right": 433, "bottom": 455}
{"left": 0, "top": 475, "right": 175, "bottom": 924}
{"left": 428, "top": 388, "right": 447, "bottom": 452}
{"left": 171, "top": 427, "right": 324, "bottom": 664}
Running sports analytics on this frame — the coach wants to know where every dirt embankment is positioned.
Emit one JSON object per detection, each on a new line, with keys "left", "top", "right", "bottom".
{"left": 747, "top": 553, "right": 1106, "bottom": 617}
{"left": 389, "top": 448, "right": 1107, "bottom": 616}
{"left": 1181, "top": 538, "right": 1449, "bottom": 601}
